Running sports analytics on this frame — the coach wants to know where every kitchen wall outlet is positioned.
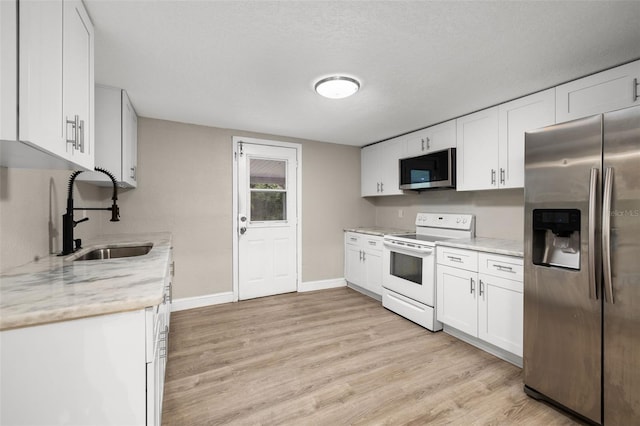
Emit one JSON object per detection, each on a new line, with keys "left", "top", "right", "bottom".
{"left": 398, "top": 209, "right": 403, "bottom": 218}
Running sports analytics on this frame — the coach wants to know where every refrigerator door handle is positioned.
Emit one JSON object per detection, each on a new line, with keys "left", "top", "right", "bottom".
{"left": 603, "top": 167, "right": 614, "bottom": 304}
{"left": 588, "top": 168, "right": 599, "bottom": 300}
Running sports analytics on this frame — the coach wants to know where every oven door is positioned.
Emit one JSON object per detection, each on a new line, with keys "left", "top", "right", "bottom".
{"left": 383, "top": 243, "right": 435, "bottom": 306}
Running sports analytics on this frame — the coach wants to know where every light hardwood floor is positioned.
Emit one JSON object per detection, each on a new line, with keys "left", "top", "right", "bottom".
{"left": 162, "top": 287, "right": 581, "bottom": 425}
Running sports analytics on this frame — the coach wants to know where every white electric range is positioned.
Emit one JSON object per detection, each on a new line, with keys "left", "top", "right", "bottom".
{"left": 382, "top": 213, "right": 475, "bottom": 331}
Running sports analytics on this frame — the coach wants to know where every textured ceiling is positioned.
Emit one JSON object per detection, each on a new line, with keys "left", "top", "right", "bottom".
{"left": 85, "top": 1, "right": 640, "bottom": 146}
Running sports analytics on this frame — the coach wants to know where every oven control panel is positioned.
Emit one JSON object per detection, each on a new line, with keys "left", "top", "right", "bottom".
{"left": 415, "top": 213, "right": 474, "bottom": 230}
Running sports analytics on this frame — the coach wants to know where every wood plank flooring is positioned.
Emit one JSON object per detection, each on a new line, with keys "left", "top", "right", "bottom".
{"left": 162, "top": 287, "right": 581, "bottom": 425}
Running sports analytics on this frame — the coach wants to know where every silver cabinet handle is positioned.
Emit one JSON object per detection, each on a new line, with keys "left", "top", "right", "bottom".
{"left": 588, "top": 168, "right": 599, "bottom": 300}
{"left": 362, "top": 251, "right": 366, "bottom": 262}
{"left": 130, "top": 166, "right": 136, "bottom": 180}
{"left": 491, "top": 169, "right": 496, "bottom": 185}
{"left": 494, "top": 264, "right": 514, "bottom": 272}
{"left": 426, "top": 137, "right": 430, "bottom": 150}
{"left": 349, "top": 237, "right": 358, "bottom": 242}
{"left": 78, "top": 119, "right": 85, "bottom": 153}
{"left": 66, "top": 115, "right": 79, "bottom": 150}
{"left": 359, "top": 250, "right": 363, "bottom": 261}
{"left": 634, "top": 78, "right": 639, "bottom": 102}
{"left": 380, "top": 182, "right": 384, "bottom": 192}
{"left": 470, "top": 277, "right": 475, "bottom": 294}
{"left": 479, "top": 279, "right": 484, "bottom": 297}
{"left": 603, "top": 167, "right": 614, "bottom": 304}
{"left": 499, "top": 168, "right": 505, "bottom": 184}
{"left": 376, "top": 182, "right": 380, "bottom": 193}
{"left": 447, "top": 256, "right": 462, "bottom": 263}
{"left": 421, "top": 138, "right": 425, "bottom": 151}
{"left": 368, "top": 241, "right": 377, "bottom": 246}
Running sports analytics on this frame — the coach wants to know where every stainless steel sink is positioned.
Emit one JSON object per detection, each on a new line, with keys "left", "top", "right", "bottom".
{"left": 71, "top": 244, "right": 153, "bottom": 261}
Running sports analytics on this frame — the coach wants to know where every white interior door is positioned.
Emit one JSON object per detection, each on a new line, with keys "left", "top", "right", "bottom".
{"left": 237, "top": 142, "right": 298, "bottom": 300}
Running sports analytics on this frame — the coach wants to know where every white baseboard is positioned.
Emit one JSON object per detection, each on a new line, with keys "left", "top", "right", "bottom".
{"left": 171, "top": 279, "right": 346, "bottom": 312}
{"left": 298, "top": 278, "right": 346, "bottom": 292}
{"left": 171, "top": 291, "right": 234, "bottom": 312}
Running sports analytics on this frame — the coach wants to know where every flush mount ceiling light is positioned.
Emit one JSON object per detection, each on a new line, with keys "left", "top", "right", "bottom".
{"left": 314, "top": 76, "right": 360, "bottom": 99}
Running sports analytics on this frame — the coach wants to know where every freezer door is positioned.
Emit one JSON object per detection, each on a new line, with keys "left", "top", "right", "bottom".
{"left": 602, "top": 105, "right": 640, "bottom": 424}
{"left": 523, "top": 115, "right": 602, "bottom": 424}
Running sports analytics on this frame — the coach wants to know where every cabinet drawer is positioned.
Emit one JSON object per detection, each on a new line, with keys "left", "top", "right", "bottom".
{"left": 345, "top": 232, "right": 360, "bottom": 245}
{"left": 363, "top": 236, "right": 382, "bottom": 251}
{"left": 478, "top": 252, "right": 523, "bottom": 281}
{"left": 437, "top": 246, "right": 478, "bottom": 271}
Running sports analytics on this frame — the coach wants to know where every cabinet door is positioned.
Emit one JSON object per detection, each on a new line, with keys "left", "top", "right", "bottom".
{"left": 363, "top": 237, "right": 383, "bottom": 295}
{"left": 0, "top": 0, "right": 17, "bottom": 142}
{"left": 62, "top": 0, "right": 94, "bottom": 170}
{"left": 361, "top": 144, "right": 379, "bottom": 196}
{"left": 405, "top": 120, "right": 457, "bottom": 158}
{"left": 378, "top": 138, "right": 403, "bottom": 195}
{"left": 436, "top": 265, "right": 478, "bottom": 336}
{"left": 478, "top": 273, "right": 523, "bottom": 356}
{"left": 345, "top": 243, "right": 364, "bottom": 287}
{"left": 556, "top": 60, "right": 640, "bottom": 123}
{"left": 18, "top": 0, "right": 64, "bottom": 154}
{"left": 498, "top": 89, "right": 555, "bottom": 189}
{"left": 122, "top": 91, "right": 138, "bottom": 187}
{"left": 456, "top": 106, "right": 499, "bottom": 191}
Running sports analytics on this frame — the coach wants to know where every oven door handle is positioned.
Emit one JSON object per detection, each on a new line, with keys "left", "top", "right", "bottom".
{"left": 383, "top": 241, "right": 433, "bottom": 255}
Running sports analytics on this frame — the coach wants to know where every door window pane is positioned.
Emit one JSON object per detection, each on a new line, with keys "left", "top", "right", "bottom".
{"left": 249, "top": 158, "right": 287, "bottom": 222}
{"left": 250, "top": 159, "right": 286, "bottom": 189}
{"left": 251, "top": 192, "right": 286, "bottom": 221}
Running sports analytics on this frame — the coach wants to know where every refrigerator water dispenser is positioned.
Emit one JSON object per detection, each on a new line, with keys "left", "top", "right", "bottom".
{"left": 532, "top": 209, "right": 581, "bottom": 270}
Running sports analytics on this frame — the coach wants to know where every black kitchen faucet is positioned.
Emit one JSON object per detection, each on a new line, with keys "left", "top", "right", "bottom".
{"left": 60, "top": 167, "right": 120, "bottom": 255}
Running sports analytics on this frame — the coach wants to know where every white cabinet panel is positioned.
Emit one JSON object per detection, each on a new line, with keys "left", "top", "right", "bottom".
{"left": 0, "top": 0, "right": 17, "bottom": 142}
{"left": 478, "top": 273, "right": 523, "bottom": 357}
{"left": 405, "top": 119, "right": 456, "bottom": 158}
{"left": 0, "top": 0, "right": 94, "bottom": 170}
{"left": 436, "top": 264, "right": 478, "bottom": 336}
{"left": 344, "top": 232, "right": 383, "bottom": 296}
{"left": 556, "top": 60, "right": 640, "bottom": 123}
{"left": 456, "top": 106, "right": 500, "bottom": 191}
{"left": 436, "top": 247, "right": 523, "bottom": 359}
{"left": 498, "top": 89, "right": 556, "bottom": 189}
{"left": 361, "top": 137, "right": 404, "bottom": 197}
{"left": 79, "top": 86, "right": 138, "bottom": 187}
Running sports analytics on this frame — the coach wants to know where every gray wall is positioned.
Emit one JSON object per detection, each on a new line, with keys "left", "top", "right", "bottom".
{"left": 98, "top": 118, "right": 375, "bottom": 299}
{"left": 0, "top": 167, "right": 104, "bottom": 271}
{"left": 371, "top": 188, "right": 524, "bottom": 241}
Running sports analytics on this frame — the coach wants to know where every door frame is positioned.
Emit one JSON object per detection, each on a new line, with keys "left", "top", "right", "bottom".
{"left": 232, "top": 136, "right": 302, "bottom": 302}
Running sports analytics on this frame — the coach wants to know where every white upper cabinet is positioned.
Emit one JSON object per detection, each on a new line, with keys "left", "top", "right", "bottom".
{"left": 79, "top": 86, "right": 138, "bottom": 188}
{"left": 498, "top": 88, "right": 556, "bottom": 189}
{"left": 556, "top": 60, "right": 640, "bottom": 123}
{"left": 361, "top": 137, "right": 404, "bottom": 197}
{"left": 456, "top": 90, "right": 555, "bottom": 191}
{"left": 62, "top": 0, "right": 95, "bottom": 170}
{"left": 456, "top": 106, "right": 500, "bottom": 191}
{"left": 404, "top": 119, "right": 456, "bottom": 158}
{"left": 0, "top": 0, "right": 94, "bottom": 170}
{"left": 0, "top": 0, "right": 17, "bottom": 142}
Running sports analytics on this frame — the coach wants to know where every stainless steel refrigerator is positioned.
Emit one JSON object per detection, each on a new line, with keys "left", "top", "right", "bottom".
{"left": 523, "top": 105, "right": 639, "bottom": 424}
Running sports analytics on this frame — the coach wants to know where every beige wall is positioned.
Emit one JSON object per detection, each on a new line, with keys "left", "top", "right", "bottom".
{"left": 98, "top": 118, "right": 374, "bottom": 299}
{"left": 0, "top": 167, "right": 104, "bottom": 271}
{"left": 372, "top": 188, "right": 524, "bottom": 241}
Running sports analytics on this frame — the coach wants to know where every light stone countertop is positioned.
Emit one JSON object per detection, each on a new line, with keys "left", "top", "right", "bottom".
{"left": 0, "top": 232, "right": 172, "bottom": 331}
{"left": 344, "top": 227, "right": 413, "bottom": 237}
{"left": 436, "top": 237, "right": 524, "bottom": 257}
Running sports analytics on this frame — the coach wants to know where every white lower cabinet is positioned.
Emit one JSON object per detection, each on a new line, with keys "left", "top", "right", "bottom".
{"left": 344, "top": 232, "right": 383, "bottom": 296}
{"left": 0, "top": 282, "right": 172, "bottom": 426}
{"left": 436, "top": 246, "right": 523, "bottom": 365}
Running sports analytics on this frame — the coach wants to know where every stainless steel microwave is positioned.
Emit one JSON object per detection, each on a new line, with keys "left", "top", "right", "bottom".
{"left": 399, "top": 148, "right": 456, "bottom": 190}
